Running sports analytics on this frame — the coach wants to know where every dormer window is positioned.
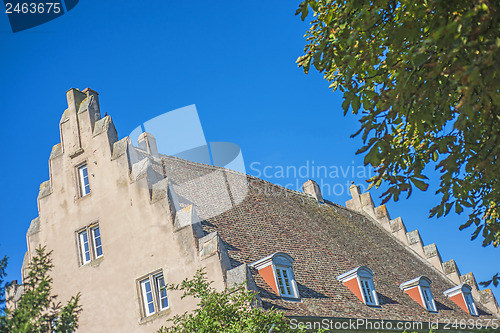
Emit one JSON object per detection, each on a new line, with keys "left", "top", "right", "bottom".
{"left": 250, "top": 252, "right": 300, "bottom": 300}
{"left": 337, "top": 266, "right": 379, "bottom": 306}
{"left": 399, "top": 276, "right": 437, "bottom": 312}
{"left": 443, "top": 284, "right": 478, "bottom": 316}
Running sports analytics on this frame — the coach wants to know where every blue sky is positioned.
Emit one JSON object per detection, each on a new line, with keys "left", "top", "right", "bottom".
{"left": 0, "top": 0, "right": 498, "bottom": 303}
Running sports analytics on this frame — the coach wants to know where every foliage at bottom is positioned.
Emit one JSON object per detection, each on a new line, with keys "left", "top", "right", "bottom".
{"left": 157, "top": 269, "right": 319, "bottom": 333}
{"left": 0, "top": 246, "right": 81, "bottom": 333}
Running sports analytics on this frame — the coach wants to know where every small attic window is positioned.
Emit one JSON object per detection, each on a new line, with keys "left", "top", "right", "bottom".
{"left": 399, "top": 276, "right": 437, "bottom": 312}
{"left": 250, "top": 252, "right": 300, "bottom": 300}
{"left": 337, "top": 266, "right": 379, "bottom": 306}
{"left": 443, "top": 284, "right": 478, "bottom": 316}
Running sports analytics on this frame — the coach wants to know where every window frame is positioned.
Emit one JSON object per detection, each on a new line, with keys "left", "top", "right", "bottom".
{"left": 77, "top": 163, "right": 91, "bottom": 197}
{"left": 357, "top": 270, "right": 378, "bottom": 306}
{"left": 155, "top": 274, "right": 169, "bottom": 312}
{"left": 464, "top": 291, "right": 478, "bottom": 316}
{"left": 91, "top": 225, "right": 103, "bottom": 259}
{"left": 140, "top": 278, "right": 156, "bottom": 316}
{"left": 138, "top": 270, "right": 170, "bottom": 318}
{"left": 76, "top": 223, "right": 103, "bottom": 266}
{"left": 78, "top": 229, "right": 91, "bottom": 265}
{"left": 420, "top": 285, "right": 437, "bottom": 312}
{"left": 275, "top": 265, "right": 295, "bottom": 298}
{"left": 271, "top": 255, "right": 299, "bottom": 300}
{"left": 359, "top": 276, "right": 377, "bottom": 306}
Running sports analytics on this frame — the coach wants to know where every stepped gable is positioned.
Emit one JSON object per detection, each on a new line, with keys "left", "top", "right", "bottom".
{"left": 22, "top": 88, "right": 497, "bottom": 332}
{"left": 157, "top": 156, "right": 497, "bottom": 321}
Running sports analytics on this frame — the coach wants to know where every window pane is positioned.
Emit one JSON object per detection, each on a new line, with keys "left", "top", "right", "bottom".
{"left": 79, "top": 231, "right": 91, "bottom": 264}
{"left": 275, "top": 268, "right": 286, "bottom": 295}
{"left": 141, "top": 279, "right": 155, "bottom": 316}
{"left": 361, "top": 279, "right": 374, "bottom": 304}
{"left": 282, "top": 269, "right": 292, "bottom": 295}
{"left": 92, "top": 227, "right": 103, "bottom": 258}
{"left": 422, "top": 287, "right": 434, "bottom": 311}
{"left": 156, "top": 275, "right": 169, "bottom": 310}
{"left": 78, "top": 165, "right": 91, "bottom": 196}
{"left": 465, "top": 293, "right": 477, "bottom": 315}
{"left": 275, "top": 267, "right": 293, "bottom": 297}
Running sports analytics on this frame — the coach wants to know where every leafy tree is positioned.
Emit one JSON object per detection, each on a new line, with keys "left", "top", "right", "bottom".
{"left": 296, "top": 0, "right": 499, "bottom": 285}
{"left": 0, "top": 255, "right": 7, "bottom": 310}
{"left": 0, "top": 246, "right": 81, "bottom": 333}
{"left": 157, "top": 269, "right": 317, "bottom": 333}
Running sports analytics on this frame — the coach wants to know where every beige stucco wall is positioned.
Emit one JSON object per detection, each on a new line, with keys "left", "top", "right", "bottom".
{"left": 24, "top": 88, "right": 227, "bottom": 332}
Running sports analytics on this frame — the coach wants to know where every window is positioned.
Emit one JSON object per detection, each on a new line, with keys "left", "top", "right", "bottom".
{"left": 77, "top": 224, "right": 103, "bottom": 265}
{"left": 464, "top": 292, "right": 478, "bottom": 316}
{"left": 140, "top": 278, "right": 155, "bottom": 316}
{"left": 422, "top": 286, "right": 437, "bottom": 312}
{"left": 400, "top": 276, "right": 436, "bottom": 312}
{"left": 275, "top": 266, "right": 293, "bottom": 297}
{"left": 78, "top": 164, "right": 90, "bottom": 197}
{"left": 78, "top": 230, "right": 91, "bottom": 264}
{"left": 92, "top": 226, "right": 103, "bottom": 258}
{"left": 139, "top": 272, "right": 169, "bottom": 317}
{"left": 443, "top": 284, "right": 478, "bottom": 316}
{"left": 250, "top": 252, "right": 300, "bottom": 300}
{"left": 337, "top": 266, "right": 379, "bottom": 306}
{"left": 360, "top": 277, "right": 375, "bottom": 305}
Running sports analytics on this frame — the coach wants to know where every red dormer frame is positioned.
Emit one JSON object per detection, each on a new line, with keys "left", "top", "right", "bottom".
{"left": 443, "top": 284, "right": 478, "bottom": 316}
{"left": 337, "top": 266, "right": 379, "bottom": 306}
{"left": 250, "top": 252, "right": 300, "bottom": 300}
{"left": 399, "top": 276, "right": 437, "bottom": 312}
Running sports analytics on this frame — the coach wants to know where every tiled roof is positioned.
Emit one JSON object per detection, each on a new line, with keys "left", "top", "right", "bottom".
{"left": 158, "top": 154, "right": 496, "bottom": 321}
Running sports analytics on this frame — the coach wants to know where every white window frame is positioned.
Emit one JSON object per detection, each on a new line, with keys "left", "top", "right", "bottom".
{"left": 359, "top": 276, "right": 377, "bottom": 306}
{"left": 138, "top": 271, "right": 169, "bottom": 317}
{"left": 464, "top": 292, "right": 478, "bottom": 316}
{"left": 77, "top": 224, "right": 103, "bottom": 265}
{"left": 275, "top": 265, "right": 295, "bottom": 298}
{"left": 78, "top": 230, "right": 91, "bottom": 265}
{"left": 420, "top": 285, "right": 437, "bottom": 312}
{"left": 77, "top": 164, "right": 91, "bottom": 197}
{"left": 155, "top": 274, "right": 169, "bottom": 311}
{"left": 91, "top": 226, "right": 103, "bottom": 259}
{"left": 140, "top": 278, "right": 156, "bottom": 316}
{"left": 272, "top": 255, "right": 299, "bottom": 299}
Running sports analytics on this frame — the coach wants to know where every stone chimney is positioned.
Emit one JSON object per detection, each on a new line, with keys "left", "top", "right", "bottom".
{"left": 138, "top": 132, "right": 159, "bottom": 158}
{"left": 302, "top": 179, "right": 324, "bottom": 203}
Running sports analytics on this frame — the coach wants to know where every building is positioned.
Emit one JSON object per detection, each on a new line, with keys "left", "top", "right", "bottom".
{"left": 9, "top": 88, "right": 500, "bottom": 332}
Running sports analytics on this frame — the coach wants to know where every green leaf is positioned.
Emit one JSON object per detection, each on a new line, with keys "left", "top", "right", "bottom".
{"left": 432, "top": 151, "right": 438, "bottom": 162}
{"left": 342, "top": 97, "right": 352, "bottom": 115}
{"left": 364, "top": 146, "right": 381, "bottom": 166}
{"left": 410, "top": 177, "right": 429, "bottom": 191}
{"left": 471, "top": 225, "right": 483, "bottom": 240}
{"left": 352, "top": 95, "right": 361, "bottom": 113}
{"left": 296, "top": 0, "right": 500, "bottom": 255}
